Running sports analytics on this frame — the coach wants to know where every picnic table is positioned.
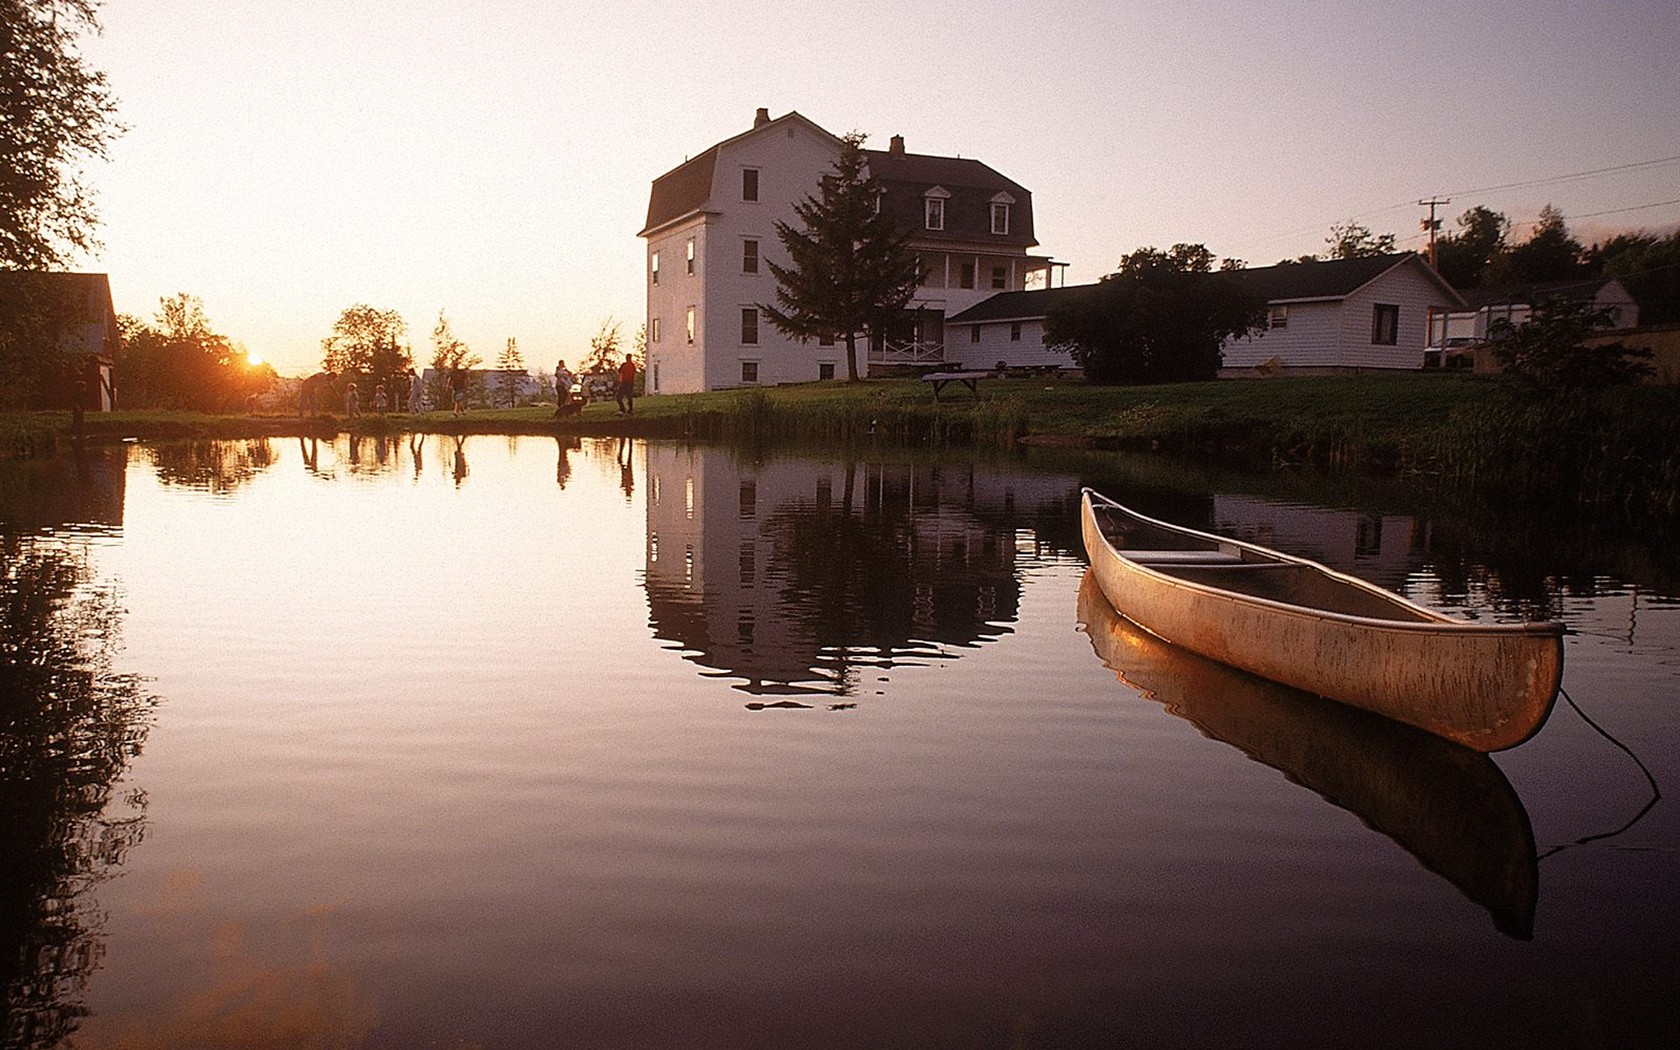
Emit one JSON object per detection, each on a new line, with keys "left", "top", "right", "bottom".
{"left": 921, "top": 370, "right": 992, "bottom": 400}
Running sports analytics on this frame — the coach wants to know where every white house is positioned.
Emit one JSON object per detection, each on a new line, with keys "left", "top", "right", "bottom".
{"left": 638, "top": 108, "right": 1054, "bottom": 393}
{"left": 1437, "top": 276, "right": 1640, "bottom": 344}
{"left": 0, "top": 271, "right": 118, "bottom": 410}
{"left": 1219, "top": 253, "right": 1466, "bottom": 375}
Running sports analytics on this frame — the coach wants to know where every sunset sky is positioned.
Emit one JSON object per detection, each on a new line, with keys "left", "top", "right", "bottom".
{"left": 79, "top": 0, "right": 1680, "bottom": 376}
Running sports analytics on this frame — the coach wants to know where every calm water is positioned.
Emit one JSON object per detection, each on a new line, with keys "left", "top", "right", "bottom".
{"left": 3, "top": 435, "right": 1677, "bottom": 1049}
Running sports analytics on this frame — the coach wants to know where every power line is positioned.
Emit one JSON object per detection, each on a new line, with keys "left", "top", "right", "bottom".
{"left": 1441, "top": 155, "right": 1680, "bottom": 199}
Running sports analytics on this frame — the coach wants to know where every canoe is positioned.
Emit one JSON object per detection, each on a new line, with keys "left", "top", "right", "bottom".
{"left": 1077, "top": 571, "right": 1538, "bottom": 939}
{"left": 1080, "top": 489, "right": 1564, "bottom": 752}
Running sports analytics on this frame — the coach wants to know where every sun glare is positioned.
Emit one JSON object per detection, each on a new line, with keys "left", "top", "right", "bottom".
{"left": 247, "top": 352, "right": 264, "bottom": 367}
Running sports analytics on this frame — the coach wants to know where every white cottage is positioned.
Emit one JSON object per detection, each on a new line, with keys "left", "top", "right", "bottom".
{"left": 1220, "top": 253, "right": 1465, "bottom": 374}
{"left": 638, "top": 109, "right": 1054, "bottom": 393}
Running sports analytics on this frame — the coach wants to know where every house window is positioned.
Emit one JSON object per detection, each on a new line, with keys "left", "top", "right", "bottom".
{"left": 686, "top": 238, "right": 695, "bottom": 275}
{"left": 650, "top": 251, "right": 660, "bottom": 285}
{"left": 1268, "top": 305, "right": 1288, "bottom": 329}
{"left": 992, "top": 266, "right": 1007, "bottom": 289}
{"left": 1372, "top": 303, "right": 1399, "bottom": 345}
{"left": 1010, "top": 322, "right": 1022, "bottom": 342}
{"left": 991, "top": 202, "right": 1011, "bottom": 235}
{"left": 742, "top": 238, "right": 759, "bottom": 274}
{"left": 818, "top": 332, "right": 834, "bottom": 346}
{"left": 685, "top": 306, "right": 695, "bottom": 344}
{"left": 960, "top": 262, "right": 975, "bottom": 289}
{"left": 741, "top": 361, "right": 758, "bottom": 383}
{"left": 925, "top": 197, "right": 945, "bottom": 231}
{"left": 819, "top": 362, "right": 835, "bottom": 380}
{"left": 740, "top": 307, "right": 758, "bottom": 345}
{"left": 651, "top": 317, "right": 661, "bottom": 343}
{"left": 970, "top": 325, "right": 981, "bottom": 344}
{"left": 742, "top": 168, "right": 759, "bottom": 202}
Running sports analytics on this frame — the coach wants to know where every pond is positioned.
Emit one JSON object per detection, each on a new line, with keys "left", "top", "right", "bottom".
{"left": 2, "top": 435, "right": 1677, "bottom": 1048}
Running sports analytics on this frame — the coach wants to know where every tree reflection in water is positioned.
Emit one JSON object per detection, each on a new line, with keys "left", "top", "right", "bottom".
{"left": 144, "top": 439, "right": 277, "bottom": 494}
{"left": 1, "top": 536, "right": 154, "bottom": 1048}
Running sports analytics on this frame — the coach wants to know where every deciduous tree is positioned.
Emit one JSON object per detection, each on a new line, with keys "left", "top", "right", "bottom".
{"left": 0, "top": 0, "right": 122, "bottom": 268}
{"left": 116, "top": 294, "right": 273, "bottom": 410}
{"left": 1045, "top": 245, "right": 1266, "bottom": 384}
{"left": 1433, "top": 205, "right": 1509, "bottom": 289}
{"left": 1325, "top": 220, "right": 1397, "bottom": 260}
{"left": 1485, "top": 297, "right": 1651, "bottom": 397}
{"left": 580, "top": 317, "right": 623, "bottom": 374}
{"left": 763, "top": 132, "right": 923, "bottom": 381}
{"left": 1500, "top": 204, "right": 1584, "bottom": 283}
{"left": 428, "top": 309, "right": 480, "bottom": 406}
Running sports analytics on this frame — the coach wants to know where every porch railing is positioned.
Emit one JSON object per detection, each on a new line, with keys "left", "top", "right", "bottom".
{"left": 868, "top": 340, "right": 946, "bottom": 366}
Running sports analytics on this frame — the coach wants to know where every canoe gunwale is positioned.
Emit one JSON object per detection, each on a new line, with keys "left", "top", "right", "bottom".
{"left": 1083, "top": 489, "right": 1563, "bottom": 638}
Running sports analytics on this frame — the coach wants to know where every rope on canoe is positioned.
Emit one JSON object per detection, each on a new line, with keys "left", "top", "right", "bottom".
{"left": 1537, "top": 686, "right": 1661, "bottom": 860}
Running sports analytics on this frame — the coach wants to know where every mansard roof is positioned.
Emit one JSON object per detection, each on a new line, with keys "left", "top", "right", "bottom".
{"left": 865, "top": 148, "right": 1036, "bottom": 248}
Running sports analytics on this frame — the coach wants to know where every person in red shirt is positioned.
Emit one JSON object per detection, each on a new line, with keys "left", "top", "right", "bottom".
{"left": 615, "top": 357, "right": 637, "bottom": 415}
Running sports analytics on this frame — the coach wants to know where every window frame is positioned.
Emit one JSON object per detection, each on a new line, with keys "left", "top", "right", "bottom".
{"left": 686, "top": 238, "right": 695, "bottom": 275}
{"left": 740, "top": 306, "right": 758, "bottom": 346}
{"left": 741, "top": 167, "right": 759, "bottom": 202}
{"left": 740, "top": 360, "right": 759, "bottom": 384}
{"left": 685, "top": 306, "right": 696, "bottom": 344}
{"left": 650, "top": 250, "right": 660, "bottom": 285}
{"left": 924, "top": 196, "right": 945, "bottom": 231}
{"left": 990, "top": 202, "right": 1010, "bottom": 235}
{"left": 1371, "top": 303, "right": 1399, "bottom": 346}
{"left": 742, "top": 238, "right": 759, "bottom": 274}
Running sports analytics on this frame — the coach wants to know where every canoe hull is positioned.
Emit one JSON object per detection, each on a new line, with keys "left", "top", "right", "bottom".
{"left": 1081, "top": 491, "right": 1564, "bottom": 752}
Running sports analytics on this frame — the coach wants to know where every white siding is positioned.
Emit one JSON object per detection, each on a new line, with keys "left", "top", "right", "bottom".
{"left": 1338, "top": 264, "right": 1443, "bottom": 369}
{"left": 1222, "top": 300, "right": 1343, "bottom": 369}
{"left": 944, "top": 319, "right": 1067, "bottom": 370}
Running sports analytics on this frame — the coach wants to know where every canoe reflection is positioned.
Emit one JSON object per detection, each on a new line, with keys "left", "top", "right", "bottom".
{"left": 1077, "top": 570, "right": 1539, "bottom": 940}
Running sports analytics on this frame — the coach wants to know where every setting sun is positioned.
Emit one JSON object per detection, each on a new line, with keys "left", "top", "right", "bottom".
{"left": 246, "top": 351, "right": 263, "bottom": 367}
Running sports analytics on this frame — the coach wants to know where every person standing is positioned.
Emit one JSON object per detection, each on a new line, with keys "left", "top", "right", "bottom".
{"left": 615, "top": 357, "right": 637, "bottom": 415}
{"left": 298, "top": 370, "right": 333, "bottom": 417}
{"left": 449, "top": 368, "right": 468, "bottom": 416}
{"left": 553, "top": 359, "right": 575, "bottom": 418}
{"left": 408, "top": 367, "right": 425, "bottom": 413}
{"left": 344, "top": 380, "right": 360, "bottom": 417}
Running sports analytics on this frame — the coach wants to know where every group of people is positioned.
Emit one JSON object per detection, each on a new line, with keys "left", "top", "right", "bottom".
{"left": 299, "top": 358, "right": 638, "bottom": 419}
{"left": 552, "top": 357, "right": 637, "bottom": 418}
{"left": 298, "top": 368, "right": 429, "bottom": 417}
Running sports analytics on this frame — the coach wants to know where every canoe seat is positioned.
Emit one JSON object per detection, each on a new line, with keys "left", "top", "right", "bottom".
{"left": 1123, "top": 549, "right": 1243, "bottom": 565}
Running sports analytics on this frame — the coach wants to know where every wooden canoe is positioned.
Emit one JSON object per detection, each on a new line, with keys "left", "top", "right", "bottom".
{"left": 1080, "top": 489, "right": 1564, "bottom": 752}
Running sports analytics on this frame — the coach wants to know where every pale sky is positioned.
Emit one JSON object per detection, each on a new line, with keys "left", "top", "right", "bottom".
{"left": 76, "top": 0, "right": 1680, "bottom": 376}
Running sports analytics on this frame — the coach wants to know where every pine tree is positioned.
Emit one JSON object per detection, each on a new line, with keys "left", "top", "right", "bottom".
{"left": 763, "top": 133, "right": 923, "bottom": 381}
{"left": 496, "top": 337, "right": 525, "bottom": 407}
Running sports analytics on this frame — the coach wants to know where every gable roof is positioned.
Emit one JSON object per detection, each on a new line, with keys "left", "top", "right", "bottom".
{"left": 946, "top": 285, "right": 1092, "bottom": 324}
{"left": 639, "top": 110, "right": 841, "bottom": 237}
{"left": 1227, "top": 253, "right": 1464, "bottom": 307}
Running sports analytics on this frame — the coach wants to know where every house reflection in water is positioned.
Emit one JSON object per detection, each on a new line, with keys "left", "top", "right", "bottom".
{"left": 642, "top": 445, "right": 1080, "bottom": 697}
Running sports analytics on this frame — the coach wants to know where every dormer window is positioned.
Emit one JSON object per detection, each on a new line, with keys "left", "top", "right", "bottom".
{"left": 990, "top": 192, "right": 1015, "bottom": 235}
{"left": 923, "top": 186, "right": 950, "bottom": 231}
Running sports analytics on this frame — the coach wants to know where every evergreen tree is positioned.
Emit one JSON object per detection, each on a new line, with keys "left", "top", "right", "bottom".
{"left": 763, "top": 132, "right": 923, "bottom": 381}
{"left": 1502, "top": 204, "right": 1584, "bottom": 283}
{"left": 495, "top": 337, "right": 525, "bottom": 407}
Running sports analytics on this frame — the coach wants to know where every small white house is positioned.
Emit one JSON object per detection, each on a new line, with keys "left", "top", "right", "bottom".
{"left": 1220, "top": 253, "right": 1465, "bottom": 375}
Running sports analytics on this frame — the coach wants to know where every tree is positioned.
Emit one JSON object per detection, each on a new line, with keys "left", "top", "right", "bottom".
{"left": 495, "top": 337, "right": 524, "bottom": 407}
{"left": 1592, "top": 229, "right": 1680, "bottom": 326}
{"left": 763, "top": 131, "right": 923, "bottom": 381}
{"left": 0, "top": 0, "right": 122, "bottom": 268}
{"left": 428, "top": 309, "right": 480, "bottom": 406}
{"left": 1325, "top": 220, "right": 1398, "bottom": 259}
{"left": 580, "top": 317, "right": 623, "bottom": 374}
{"left": 1433, "top": 205, "right": 1509, "bottom": 288}
{"left": 0, "top": 272, "right": 81, "bottom": 408}
{"left": 1484, "top": 297, "right": 1651, "bottom": 397}
{"left": 1044, "top": 244, "right": 1267, "bottom": 384}
{"left": 116, "top": 293, "right": 273, "bottom": 410}
{"left": 1501, "top": 204, "right": 1584, "bottom": 283}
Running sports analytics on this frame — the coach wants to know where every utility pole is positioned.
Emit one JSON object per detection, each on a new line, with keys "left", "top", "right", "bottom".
{"left": 1418, "top": 197, "right": 1450, "bottom": 268}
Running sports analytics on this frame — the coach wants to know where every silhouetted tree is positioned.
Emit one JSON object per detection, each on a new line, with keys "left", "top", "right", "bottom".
{"left": 495, "top": 337, "right": 525, "bottom": 407}
{"left": 1434, "top": 205, "right": 1510, "bottom": 289}
{"left": 763, "top": 132, "right": 923, "bottom": 381}
{"left": 0, "top": 273, "right": 81, "bottom": 409}
{"left": 1045, "top": 244, "right": 1266, "bottom": 384}
{"left": 116, "top": 294, "right": 273, "bottom": 410}
{"left": 1325, "top": 220, "right": 1398, "bottom": 259}
{"left": 0, "top": 1, "right": 122, "bottom": 268}
{"left": 1591, "top": 229, "right": 1680, "bottom": 326}
{"left": 1500, "top": 204, "right": 1584, "bottom": 283}
{"left": 322, "top": 305, "right": 410, "bottom": 403}
{"left": 1485, "top": 298, "right": 1651, "bottom": 396}
{"left": 580, "top": 317, "right": 623, "bottom": 374}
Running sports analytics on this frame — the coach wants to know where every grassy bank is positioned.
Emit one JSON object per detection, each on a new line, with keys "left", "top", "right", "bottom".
{"left": 7, "top": 373, "right": 1678, "bottom": 517}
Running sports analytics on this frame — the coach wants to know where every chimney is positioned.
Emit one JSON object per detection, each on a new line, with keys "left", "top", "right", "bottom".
{"left": 754, "top": 107, "right": 771, "bottom": 128}
{"left": 889, "top": 134, "right": 905, "bottom": 156}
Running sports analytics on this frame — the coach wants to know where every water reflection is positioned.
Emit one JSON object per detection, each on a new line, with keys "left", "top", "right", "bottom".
{"left": 643, "top": 446, "right": 1081, "bottom": 696}
{"left": 1077, "top": 571, "right": 1539, "bottom": 939}
{"left": 1, "top": 536, "right": 154, "bottom": 1046}
{"left": 0, "top": 445, "right": 127, "bottom": 533}
{"left": 145, "top": 440, "right": 276, "bottom": 495}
